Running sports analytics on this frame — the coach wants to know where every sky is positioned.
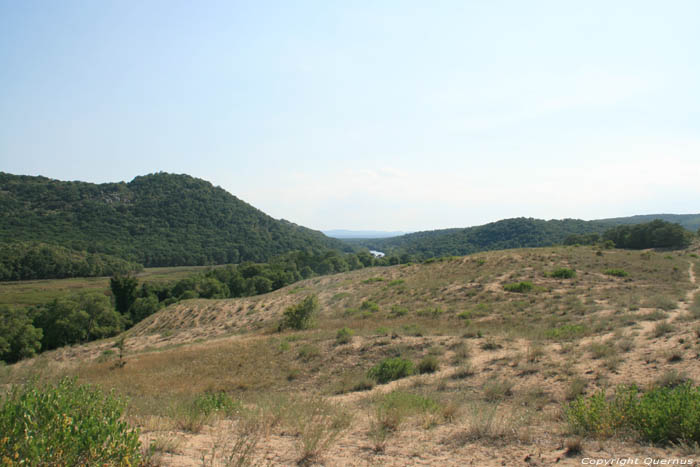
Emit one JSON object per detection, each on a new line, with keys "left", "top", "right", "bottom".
{"left": 1, "top": 1, "right": 699, "bottom": 232}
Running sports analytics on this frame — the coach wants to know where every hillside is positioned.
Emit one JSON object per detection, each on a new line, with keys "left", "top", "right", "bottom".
{"left": 5, "top": 243, "right": 700, "bottom": 465}
{"left": 0, "top": 172, "right": 347, "bottom": 267}
{"left": 347, "top": 215, "right": 699, "bottom": 258}
{"left": 346, "top": 217, "right": 610, "bottom": 257}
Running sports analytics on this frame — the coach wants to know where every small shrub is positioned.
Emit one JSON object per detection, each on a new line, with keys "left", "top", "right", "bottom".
{"left": 334, "top": 372, "right": 374, "bottom": 394}
{"left": 604, "top": 269, "right": 628, "bottom": 277}
{"left": 416, "top": 307, "right": 444, "bottom": 318}
{"left": 297, "top": 344, "right": 321, "bottom": 362}
{"left": 566, "top": 384, "right": 700, "bottom": 444}
{"left": 566, "top": 385, "right": 639, "bottom": 438}
{"left": 388, "top": 279, "right": 405, "bottom": 287}
{"left": 368, "top": 357, "right": 415, "bottom": 384}
{"left": 635, "top": 384, "right": 700, "bottom": 444}
{"left": 549, "top": 268, "right": 576, "bottom": 279}
{"left": 362, "top": 277, "right": 384, "bottom": 284}
{"left": 402, "top": 324, "right": 424, "bottom": 337}
{"left": 456, "top": 310, "right": 472, "bottom": 320}
{"left": 545, "top": 324, "right": 586, "bottom": 341}
{"left": 360, "top": 300, "right": 379, "bottom": 312}
{"left": 335, "top": 327, "right": 354, "bottom": 345}
{"left": 390, "top": 305, "right": 409, "bottom": 317}
{"left": 0, "top": 378, "right": 142, "bottom": 465}
{"left": 503, "top": 281, "right": 534, "bottom": 293}
{"left": 418, "top": 356, "right": 440, "bottom": 374}
{"left": 279, "top": 295, "right": 319, "bottom": 331}
{"left": 193, "top": 392, "right": 240, "bottom": 418}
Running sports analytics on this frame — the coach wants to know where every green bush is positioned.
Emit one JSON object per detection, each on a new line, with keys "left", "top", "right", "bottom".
{"left": 549, "top": 268, "right": 576, "bottom": 279}
{"left": 0, "top": 378, "right": 142, "bottom": 465}
{"left": 604, "top": 269, "right": 628, "bottom": 277}
{"left": 335, "top": 327, "right": 354, "bottom": 345}
{"left": 566, "top": 385, "right": 639, "bottom": 438}
{"left": 636, "top": 384, "right": 700, "bottom": 444}
{"left": 566, "top": 383, "right": 700, "bottom": 444}
{"left": 503, "top": 281, "right": 533, "bottom": 293}
{"left": 278, "top": 295, "right": 319, "bottom": 331}
{"left": 193, "top": 391, "right": 240, "bottom": 418}
{"left": 368, "top": 357, "right": 415, "bottom": 384}
{"left": 360, "top": 300, "right": 379, "bottom": 312}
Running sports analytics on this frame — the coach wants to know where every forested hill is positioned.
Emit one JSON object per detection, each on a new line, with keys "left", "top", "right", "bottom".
{"left": 344, "top": 218, "right": 613, "bottom": 258}
{"left": 0, "top": 172, "right": 347, "bottom": 267}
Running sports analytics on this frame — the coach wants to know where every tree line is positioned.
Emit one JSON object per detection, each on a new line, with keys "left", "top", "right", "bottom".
{"left": 0, "top": 248, "right": 407, "bottom": 363}
{"left": 565, "top": 220, "right": 693, "bottom": 250}
{"left": 0, "top": 242, "right": 143, "bottom": 281}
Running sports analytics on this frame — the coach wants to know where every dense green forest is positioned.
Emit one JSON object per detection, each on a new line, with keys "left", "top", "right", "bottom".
{"left": 0, "top": 172, "right": 348, "bottom": 268}
{"left": 0, "top": 242, "right": 142, "bottom": 281}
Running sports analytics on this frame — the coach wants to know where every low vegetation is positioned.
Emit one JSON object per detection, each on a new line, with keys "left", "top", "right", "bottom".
{"left": 0, "top": 378, "right": 142, "bottom": 465}
{"left": 1, "top": 241, "right": 699, "bottom": 464}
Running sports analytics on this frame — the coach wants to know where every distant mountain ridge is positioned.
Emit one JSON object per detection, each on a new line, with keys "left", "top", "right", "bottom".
{"left": 0, "top": 172, "right": 347, "bottom": 267}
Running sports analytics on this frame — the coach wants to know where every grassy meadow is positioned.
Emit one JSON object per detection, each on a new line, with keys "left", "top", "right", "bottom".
{"left": 0, "top": 265, "right": 218, "bottom": 309}
{"left": 2, "top": 244, "right": 700, "bottom": 465}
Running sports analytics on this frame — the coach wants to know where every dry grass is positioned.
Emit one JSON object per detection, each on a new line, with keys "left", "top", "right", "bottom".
{"left": 3, "top": 244, "right": 700, "bottom": 465}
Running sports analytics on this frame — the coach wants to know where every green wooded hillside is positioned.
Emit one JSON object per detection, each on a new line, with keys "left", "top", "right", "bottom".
{"left": 346, "top": 218, "right": 615, "bottom": 258}
{"left": 0, "top": 172, "right": 347, "bottom": 267}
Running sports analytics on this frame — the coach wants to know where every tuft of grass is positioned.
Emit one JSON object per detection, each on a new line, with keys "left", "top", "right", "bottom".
{"left": 483, "top": 378, "right": 514, "bottom": 402}
{"left": 589, "top": 342, "right": 615, "bottom": 359}
{"left": 362, "top": 277, "right": 385, "bottom": 284}
{"left": 651, "top": 321, "right": 675, "bottom": 338}
{"left": 604, "top": 269, "right": 628, "bottom": 277}
{"left": 389, "top": 305, "right": 409, "bottom": 317}
{"left": 291, "top": 397, "right": 352, "bottom": 466}
{"left": 297, "top": 344, "right": 321, "bottom": 362}
{"left": 451, "top": 362, "right": 475, "bottom": 380}
{"left": 447, "top": 402, "right": 521, "bottom": 444}
{"left": 653, "top": 370, "right": 693, "bottom": 389}
{"left": 418, "top": 356, "right": 440, "bottom": 374}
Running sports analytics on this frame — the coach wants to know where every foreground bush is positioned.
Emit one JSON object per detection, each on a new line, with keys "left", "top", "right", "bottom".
{"left": 0, "top": 378, "right": 142, "bottom": 465}
{"left": 278, "top": 295, "right": 319, "bottom": 331}
{"left": 566, "top": 383, "right": 700, "bottom": 444}
{"left": 368, "top": 357, "right": 415, "bottom": 384}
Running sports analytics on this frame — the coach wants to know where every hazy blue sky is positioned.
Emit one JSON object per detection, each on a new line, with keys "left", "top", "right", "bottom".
{"left": 1, "top": 1, "right": 699, "bottom": 231}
